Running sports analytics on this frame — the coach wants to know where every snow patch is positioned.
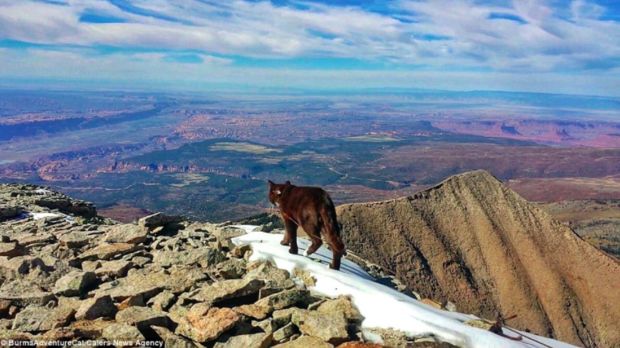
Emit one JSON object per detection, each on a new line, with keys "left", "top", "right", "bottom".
{"left": 231, "top": 229, "right": 577, "bottom": 348}
{"left": 30, "top": 212, "right": 62, "bottom": 220}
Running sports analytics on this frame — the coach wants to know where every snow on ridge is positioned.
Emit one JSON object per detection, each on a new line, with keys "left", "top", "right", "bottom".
{"left": 231, "top": 228, "right": 577, "bottom": 348}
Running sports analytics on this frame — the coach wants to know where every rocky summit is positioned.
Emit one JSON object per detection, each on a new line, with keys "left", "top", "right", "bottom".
{"left": 0, "top": 183, "right": 438, "bottom": 347}
{"left": 337, "top": 170, "right": 620, "bottom": 348}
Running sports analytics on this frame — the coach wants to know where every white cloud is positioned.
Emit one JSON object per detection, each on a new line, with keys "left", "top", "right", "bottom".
{"left": 0, "top": 0, "right": 618, "bottom": 94}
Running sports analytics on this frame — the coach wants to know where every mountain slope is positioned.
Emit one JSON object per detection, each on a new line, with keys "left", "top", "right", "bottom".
{"left": 336, "top": 170, "right": 620, "bottom": 347}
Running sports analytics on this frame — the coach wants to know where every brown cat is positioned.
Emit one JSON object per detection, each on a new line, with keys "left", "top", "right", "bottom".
{"left": 268, "top": 180, "right": 345, "bottom": 270}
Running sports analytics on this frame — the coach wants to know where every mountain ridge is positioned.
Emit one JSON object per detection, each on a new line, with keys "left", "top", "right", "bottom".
{"left": 337, "top": 170, "right": 620, "bottom": 347}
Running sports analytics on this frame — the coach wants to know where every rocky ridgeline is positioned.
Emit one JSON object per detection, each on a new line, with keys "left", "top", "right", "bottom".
{"left": 0, "top": 184, "right": 446, "bottom": 348}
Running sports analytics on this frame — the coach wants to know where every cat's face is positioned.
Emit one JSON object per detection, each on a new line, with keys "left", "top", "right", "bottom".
{"left": 268, "top": 180, "right": 290, "bottom": 206}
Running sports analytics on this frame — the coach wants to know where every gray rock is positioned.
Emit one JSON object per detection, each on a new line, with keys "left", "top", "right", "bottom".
{"left": 75, "top": 295, "right": 116, "bottom": 320}
{"left": 273, "top": 322, "right": 297, "bottom": 343}
{"left": 78, "top": 243, "right": 140, "bottom": 261}
{"left": 272, "top": 335, "right": 334, "bottom": 348}
{"left": 59, "top": 232, "right": 92, "bottom": 248}
{"left": 53, "top": 271, "right": 97, "bottom": 297}
{"left": 0, "top": 205, "right": 23, "bottom": 222}
{"left": 12, "top": 305, "right": 75, "bottom": 332}
{"left": 115, "top": 306, "right": 171, "bottom": 330}
{"left": 139, "top": 213, "right": 182, "bottom": 229}
{"left": 102, "top": 323, "right": 144, "bottom": 343}
{"left": 147, "top": 291, "right": 176, "bottom": 311}
{"left": 152, "top": 247, "right": 225, "bottom": 268}
{"left": 186, "top": 277, "right": 264, "bottom": 305}
{"left": 214, "top": 332, "right": 272, "bottom": 348}
{"left": 0, "top": 280, "right": 55, "bottom": 306}
{"left": 215, "top": 258, "right": 247, "bottom": 279}
{"left": 0, "top": 256, "right": 47, "bottom": 277}
{"left": 291, "top": 309, "right": 349, "bottom": 344}
{"left": 150, "top": 326, "right": 198, "bottom": 348}
{"left": 103, "top": 224, "right": 148, "bottom": 244}
{"left": 0, "top": 242, "right": 21, "bottom": 257}
{"left": 95, "top": 260, "right": 133, "bottom": 278}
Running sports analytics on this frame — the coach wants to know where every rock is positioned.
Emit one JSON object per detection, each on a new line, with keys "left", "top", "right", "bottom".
{"left": 273, "top": 335, "right": 334, "bottom": 348}
{"left": 234, "top": 303, "right": 272, "bottom": 320}
{"left": 103, "top": 224, "right": 148, "bottom": 244}
{"left": 116, "top": 306, "right": 171, "bottom": 330}
{"left": 95, "top": 260, "right": 133, "bottom": 278}
{"left": 131, "top": 256, "right": 151, "bottom": 268}
{"left": 362, "top": 328, "right": 412, "bottom": 348}
{"left": 259, "top": 289, "right": 310, "bottom": 311}
{"left": 337, "top": 343, "right": 382, "bottom": 348}
{"left": 245, "top": 261, "right": 295, "bottom": 289}
{"left": 53, "top": 271, "right": 97, "bottom": 296}
{"left": 152, "top": 247, "right": 225, "bottom": 268}
{"left": 151, "top": 325, "right": 197, "bottom": 348}
{"left": 212, "top": 226, "right": 246, "bottom": 250}
{"left": 12, "top": 305, "right": 75, "bottom": 332}
{"left": 147, "top": 291, "right": 176, "bottom": 311}
{"left": 95, "top": 266, "right": 207, "bottom": 301}
{"left": 175, "top": 304, "right": 241, "bottom": 343}
{"left": 0, "top": 205, "right": 22, "bottom": 221}
{"left": 317, "top": 296, "right": 364, "bottom": 323}
{"left": 78, "top": 243, "right": 140, "bottom": 261}
{"left": 0, "top": 299, "right": 11, "bottom": 317}
{"left": 230, "top": 244, "right": 251, "bottom": 258}
{"left": 81, "top": 260, "right": 101, "bottom": 272}
{"left": 102, "top": 323, "right": 144, "bottom": 343}
{"left": 75, "top": 295, "right": 116, "bottom": 320}
{"left": 0, "top": 280, "right": 55, "bottom": 306}
{"left": 0, "top": 256, "right": 46, "bottom": 276}
{"left": 214, "top": 332, "right": 272, "bottom": 348}
{"left": 59, "top": 232, "right": 93, "bottom": 248}
{"left": 444, "top": 301, "right": 457, "bottom": 312}
{"left": 420, "top": 298, "right": 442, "bottom": 310}
{"left": 69, "top": 319, "right": 114, "bottom": 338}
{"left": 292, "top": 309, "right": 349, "bottom": 344}
{"left": 139, "top": 212, "right": 182, "bottom": 229}
{"left": 273, "top": 322, "right": 297, "bottom": 343}
{"left": 14, "top": 232, "right": 55, "bottom": 247}
{"left": 272, "top": 308, "right": 304, "bottom": 328}
{"left": 187, "top": 277, "right": 264, "bottom": 305}
{"left": 215, "top": 258, "right": 247, "bottom": 279}
{"left": 0, "top": 242, "right": 21, "bottom": 257}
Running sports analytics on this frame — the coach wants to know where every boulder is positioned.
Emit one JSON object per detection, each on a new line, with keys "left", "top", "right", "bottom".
{"left": 317, "top": 296, "right": 364, "bottom": 323}
{"left": 212, "top": 226, "right": 246, "bottom": 250}
{"left": 0, "top": 280, "right": 55, "bottom": 306}
{"left": 214, "top": 332, "right": 272, "bottom": 348}
{"left": 0, "top": 205, "right": 22, "bottom": 221}
{"left": 59, "top": 232, "right": 93, "bottom": 248}
{"left": 0, "top": 256, "right": 46, "bottom": 277}
{"left": 75, "top": 295, "right": 116, "bottom": 320}
{"left": 273, "top": 335, "right": 334, "bottom": 348}
{"left": 95, "top": 260, "right": 133, "bottom": 278}
{"left": 151, "top": 325, "right": 198, "bottom": 348}
{"left": 103, "top": 224, "right": 148, "bottom": 244}
{"left": 139, "top": 212, "right": 182, "bottom": 229}
{"left": 78, "top": 243, "right": 140, "bottom": 261}
{"left": 0, "top": 242, "right": 21, "bottom": 257}
{"left": 147, "top": 291, "right": 176, "bottom": 311}
{"left": 175, "top": 304, "right": 241, "bottom": 343}
{"left": 115, "top": 306, "right": 171, "bottom": 330}
{"left": 292, "top": 309, "right": 349, "bottom": 344}
{"left": 53, "top": 271, "right": 97, "bottom": 297}
{"left": 215, "top": 258, "right": 247, "bottom": 279}
{"left": 152, "top": 247, "right": 225, "bottom": 268}
{"left": 102, "top": 323, "right": 145, "bottom": 343}
{"left": 12, "top": 305, "right": 75, "bottom": 332}
{"left": 273, "top": 322, "right": 297, "bottom": 343}
{"left": 186, "top": 278, "right": 264, "bottom": 305}
{"left": 235, "top": 289, "right": 309, "bottom": 320}
{"left": 245, "top": 261, "right": 295, "bottom": 289}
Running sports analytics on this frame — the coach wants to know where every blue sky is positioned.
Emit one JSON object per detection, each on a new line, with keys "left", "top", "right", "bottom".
{"left": 0, "top": 0, "right": 619, "bottom": 96}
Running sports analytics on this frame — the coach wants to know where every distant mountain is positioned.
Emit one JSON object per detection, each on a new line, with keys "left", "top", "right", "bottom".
{"left": 337, "top": 170, "right": 620, "bottom": 347}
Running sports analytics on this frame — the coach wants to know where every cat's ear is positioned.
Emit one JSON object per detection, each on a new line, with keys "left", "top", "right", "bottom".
{"left": 285, "top": 180, "right": 291, "bottom": 185}
{"left": 268, "top": 180, "right": 275, "bottom": 186}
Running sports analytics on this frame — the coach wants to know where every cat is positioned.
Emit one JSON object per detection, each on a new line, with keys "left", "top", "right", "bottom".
{"left": 268, "top": 180, "right": 345, "bottom": 270}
